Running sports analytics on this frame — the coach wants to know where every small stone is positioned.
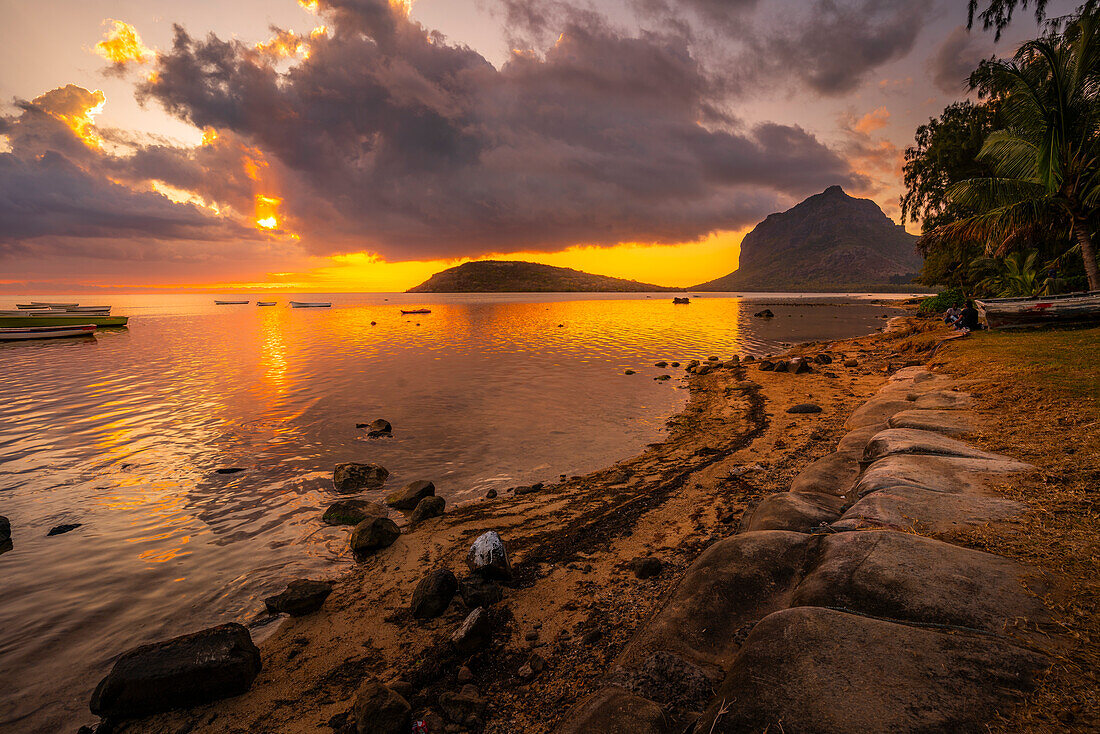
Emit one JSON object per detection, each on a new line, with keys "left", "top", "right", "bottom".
{"left": 352, "top": 680, "right": 410, "bottom": 734}
{"left": 671, "top": 362, "right": 680, "bottom": 368}
{"left": 772, "top": 360, "right": 790, "bottom": 373}
{"left": 814, "top": 353, "right": 833, "bottom": 364}
{"left": 466, "top": 531, "right": 512, "bottom": 581}
{"left": 654, "top": 374, "right": 671, "bottom": 381}
{"left": 370, "top": 321, "right": 377, "bottom": 326}
{"left": 322, "top": 499, "right": 385, "bottom": 526}
{"left": 742, "top": 354, "right": 755, "bottom": 363}
{"left": 844, "top": 359, "right": 859, "bottom": 368}
{"left": 754, "top": 309, "right": 775, "bottom": 318}
{"left": 458, "top": 575, "right": 503, "bottom": 608}
{"left": 787, "top": 403, "right": 823, "bottom": 414}
{"left": 758, "top": 360, "right": 775, "bottom": 372}
{"left": 792, "top": 359, "right": 813, "bottom": 374}
{"left": 654, "top": 361, "right": 668, "bottom": 368}
{"left": 525, "top": 630, "right": 539, "bottom": 641}
{"left": 485, "top": 489, "right": 498, "bottom": 499}
{"left": 685, "top": 360, "right": 700, "bottom": 371}
{"left": 451, "top": 607, "right": 492, "bottom": 654}
{"left": 47, "top": 523, "right": 81, "bottom": 536}
{"left": 264, "top": 579, "right": 332, "bottom": 616}
{"left": 582, "top": 629, "right": 603, "bottom": 645}
{"left": 624, "top": 369, "right": 636, "bottom": 375}
{"left": 333, "top": 462, "right": 389, "bottom": 493}
{"left": 355, "top": 418, "right": 393, "bottom": 438}
{"left": 457, "top": 666, "right": 474, "bottom": 683}
{"left": 350, "top": 516, "right": 401, "bottom": 557}
{"left": 439, "top": 684, "right": 486, "bottom": 726}
{"left": 411, "top": 568, "right": 458, "bottom": 619}
{"left": 514, "top": 482, "right": 544, "bottom": 495}
{"left": 409, "top": 496, "right": 446, "bottom": 526}
{"left": 517, "top": 653, "right": 546, "bottom": 680}
{"left": 630, "top": 556, "right": 663, "bottom": 579}
{"left": 695, "top": 364, "right": 711, "bottom": 376}
{"left": 214, "top": 467, "right": 245, "bottom": 475}
{"left": 386, "top": 480, "right": 435, "bottom": 510}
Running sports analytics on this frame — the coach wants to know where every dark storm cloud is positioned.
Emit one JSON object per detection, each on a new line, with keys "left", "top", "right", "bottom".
{"left": 0, "top": 87, "right": 261, "bottom": 260}
{"left": 755, "top": 0, "right": 935, "bottom": 95}
{"left": 133, "top": 0, "right": 865, "bottom": 259}
{"left": 928, "top": 25, "right": 994, "bottom": 94}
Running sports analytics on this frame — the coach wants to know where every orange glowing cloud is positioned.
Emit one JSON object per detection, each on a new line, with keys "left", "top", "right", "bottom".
{"left": 94, "top": 20, "right": 153, "bottom": 67}
{"left": 853, "top": 107, "right": 890, "bottom": 135}
{"left": 30, "top": 85, "right": 107, "bottom": 149}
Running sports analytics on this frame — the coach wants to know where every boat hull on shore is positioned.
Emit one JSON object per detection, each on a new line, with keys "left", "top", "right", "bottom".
{"left": 977, "top": 290, "right": 1100, "bottom": 328}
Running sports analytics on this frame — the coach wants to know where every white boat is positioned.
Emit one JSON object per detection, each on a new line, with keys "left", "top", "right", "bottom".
{"left": 289, "top": 301, "right": 331, "bottom": 308}
{"left": 0, "top": 309, "right": 54, "bottom": 316}
{"left": 256, "top": 301, "right": 277, "bottom": 306}
{"left": 27, "top": 302, "right": 78, "bottom": 308}
{"left": 214, "top": 300, "right": 250, "bottom": 305}
{"left": 0, "top": 324, "right": 97, "bottom": 340}
{"left": 976, "top": 290, "right": 1100, "bottom": 328}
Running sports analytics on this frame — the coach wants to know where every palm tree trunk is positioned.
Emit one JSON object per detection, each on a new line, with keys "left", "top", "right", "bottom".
{"left": 1072, "top": 214, "right": 1100, "bottom": 291}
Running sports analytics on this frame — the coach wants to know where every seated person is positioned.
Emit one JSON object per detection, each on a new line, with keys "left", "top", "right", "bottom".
{"left": 943, "top": 305, "right": 961, "bottom": 324}
{"left": 956, "top": 300, "right": 982, "bottom": 331}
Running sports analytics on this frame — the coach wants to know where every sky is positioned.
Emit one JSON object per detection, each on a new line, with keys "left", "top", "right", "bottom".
{"left": 0, "top": 0, "right": 1079, "bottom": 292}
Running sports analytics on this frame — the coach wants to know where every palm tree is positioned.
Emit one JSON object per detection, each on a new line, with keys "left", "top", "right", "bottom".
{"left": 935, "top": 7, "right": 1100, "bottom": 291}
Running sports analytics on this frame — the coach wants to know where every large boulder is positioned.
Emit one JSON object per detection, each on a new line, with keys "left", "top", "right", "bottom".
{"left": 789, "top": 452, "right": 859, "bottom": 497}
{"left": 410, "top": 568, "right": 458, "bottom": 619}
{"left": 741, "top": 492, "right": 845, "bottom": 533}
{"left": 863, "top": 428, "right": 1019, "bottom": 464}
{"left": 322, "top": 499, "right": 385, "bottom": 526}
{"left": 854, "top": 454, "right": 1033, "bottom": 499}
{"left": 912, "top": 390, "right": 974, "bottom": 409}
{"left": 333, "top": 463, "right": 389, "bottom": 493}
{"left": 264, "top": 579, "right": 332, "bottom": 616}
{"left": 0, "top": 515, "right": 9, "bottom": 543}
{"left": 888, "top": 408, "right": 976, "bottom": 435}
{"left": 845, "top": 397, "right": 912, "bottom": 429}
{"left": 557, "top": 685, "right": 672, "bottom": 734}
{"left": 351, "top": 680, "right": 410, "bottom": 734}
{"left": 409, "top": 496, "right": 446, "bottom": 526}
{"left": 696, "top": 607, "right": 1047, "bottom": 733}
{"left": 450, "top": 607, "right": 492, "bottom": 654}
{"left": 89, "top": 623, "right": 261, "bottom": 719}
{"left": 834, "top": 486, "right": 1025, "bottom": 534}
{"left": 350, "top": 516, "right": 401, "bottom": 557}
{"left": 466, "top": 531, "right": 512, "bottom": 581}
{"left": 386, "top": 480, "right": 435, "bottom": 510}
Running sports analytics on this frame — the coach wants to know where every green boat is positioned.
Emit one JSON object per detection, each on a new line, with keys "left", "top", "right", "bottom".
{"left": 0, "top": 315, "right": 129, "bottom": 327}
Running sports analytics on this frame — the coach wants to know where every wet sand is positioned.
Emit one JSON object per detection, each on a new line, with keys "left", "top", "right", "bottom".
{"left": 114, "top": 315, "right": 928, "bottom": 734}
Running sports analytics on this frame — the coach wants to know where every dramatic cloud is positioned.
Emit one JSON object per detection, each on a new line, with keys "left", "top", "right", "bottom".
{"left": 94, "top": 20, "right": 154, "bottom": 72}
{"left": 130, "top": 0, "right": 865, "bottom": 260}
{"left": 928, "top": 25, "right": 994, "bottom": 94}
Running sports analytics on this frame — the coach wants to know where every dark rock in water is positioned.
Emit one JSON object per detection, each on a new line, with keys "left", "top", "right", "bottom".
{"left": 350, "top": 516, "right": 401, "bottom": 557}
{"left": 672, "top": 297, "right": 691, "bottom": 304}
{"left": 356, "top": 418, "right": 393, "bottom": 438}
{"left": 772, "top": 360, "right": 790, "bottom": 373}
{"left": 322, "top": 499, "right": 385, "bottom": 526}
{"left": 757, "top": 360, "right": 775, "bottom": 372}
{"left": 439, "top": 684, "right": 486, "bottom": 726}
{"left": 459, "top": 575, "right": 503, "bottom": 608}
{"left": 630, "top": 557, "right": 664, "bottom": 579}
{"left": 694, "top": 364, "right": 711, "bottom": 376}
{"left": 451, "top": 607, "right": 492, "bottom": 654}
{"left": 624, "top": 369, "right": 636, "bottom": 375}
{"left": 47, "top": 523, "right": 81, "bottom": 536}
{"left": 654, "top": 374, "right": 671, "bottom": 381}
{"left": 89, "top": 623, "right": 261, "bottom": 719}
{"left": 654, "top": 361, "right": 668, "bottom": 368}
{"left": 787, "top": 403, "right": 823, "bottom": 414}
{"left": 352, "top": 680, "right": 410, "bottom": 734}
{"left": 0, "top": 515, "right": 9, "bottom": 543}
{"left": 386, "top": 480, "right": 435, "bottom": 510}
{"left": 370, "top": 321, "right": 377, "bottom": 326}
{"left": 409, "top": 496, "right": 446, "bottom": 525}
{"left": 742, "top": 354, "right": 755, "bottom": 363}
{"left": 814, "top": 353, "right": 833, "bottom": 364}
{"left": 466, "top": 531, "right": 512, "bottom": 581}
{"left": 411, "top": 568, "right": 458, "bottom": 619}
{"left": 514, "top": 482, "right": 544, "bottom": 495}
{"left": 792, "top": 358, "right": 813, "bottom": 374}
{"left": 214, "top": 467, "right": 245, "bottom": 475}
{"left": 754, "top": 309, "right": 775, "bottom": 318}
{"left": 333, "top": 462, "right": 389, "bottom": 493}
{"left": 685, "top": 360, "right": 700, "bottom": 371}
{"left": 264, "top": 579, "right": 332, "bottom": 616}
{"left": 670, "top": 362, "right": 680, "bottom": 368}
{"left": 844, "top": 358, "right": 859, "bottom": 367}
{"left": 485, "top": 489, "right": 498, "bottom": 499}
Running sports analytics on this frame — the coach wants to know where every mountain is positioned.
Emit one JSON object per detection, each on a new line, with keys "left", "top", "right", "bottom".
{"left": 407, "top": 260, "right": 676, "bottom": 292}
{"left": 692, "top": 186, "right": 922, "bottom": 291}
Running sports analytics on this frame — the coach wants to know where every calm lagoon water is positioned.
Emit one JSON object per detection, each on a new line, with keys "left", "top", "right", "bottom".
{"left": 0, "top": 292, "right": 908, "bottom": 731}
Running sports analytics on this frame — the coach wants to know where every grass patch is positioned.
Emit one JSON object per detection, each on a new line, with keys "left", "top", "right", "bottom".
{"left": 931, "top": 325, "right": 1100, "bottom": 732}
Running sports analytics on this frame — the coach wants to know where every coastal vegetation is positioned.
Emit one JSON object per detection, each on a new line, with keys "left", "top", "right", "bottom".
{"left": 903, "top": 3, "right": 1100, "bottom": 296}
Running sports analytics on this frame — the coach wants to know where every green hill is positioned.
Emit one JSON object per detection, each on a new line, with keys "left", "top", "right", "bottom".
{"left": 407, "top": 260, "right": 676, "bottom": 292}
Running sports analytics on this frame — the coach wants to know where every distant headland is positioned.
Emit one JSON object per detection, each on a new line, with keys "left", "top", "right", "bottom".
{"left": 406, "top": 260, "right": 677, "bottom": 293}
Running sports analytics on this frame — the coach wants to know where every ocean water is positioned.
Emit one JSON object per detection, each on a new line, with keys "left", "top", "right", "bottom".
{"left": 0, "top": 292, "right": 908, "bottom": 731}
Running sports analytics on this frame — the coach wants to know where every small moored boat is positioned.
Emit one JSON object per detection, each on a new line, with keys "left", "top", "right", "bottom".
{"left": 400, "top": 308, "right": 431, "bottom": 315}
{"left": 29, "top": 301, "right": 78, "bottom": 308}
{"left": 0, "top": 324, "right": 97, "bottom": 341}
{"left": 62, "top": 306, "right": 111, "bottom": 313}
{"left": 256, "top": 301, "right": 277, "bottom": 306}
{"left": 976, "top": 290, "right": 1100, "bottom": 328}
{"left": 0, "top": 315, "right": 128, "bottom": 328}
{"left": 672, "top": 297, "right": 690, "bottom": 304}
{"left": 214, "top": 300, "right": 250, "bottom": 305}
{"left": 290, "top": 301, "right": 332, "bottom": 308}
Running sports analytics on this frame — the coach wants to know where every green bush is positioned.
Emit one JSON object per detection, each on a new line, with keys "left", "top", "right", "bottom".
{"left": 917, "top": 287, "right": 965, "bottom": 315}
